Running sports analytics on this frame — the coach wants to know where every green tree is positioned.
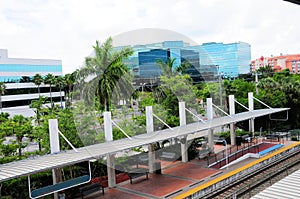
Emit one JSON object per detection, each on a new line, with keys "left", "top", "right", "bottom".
{"left": 30, "top": 96, "right": 48, "bottom": 151}
{"left": 83, "top": 38, "right": 134, "bottom": 111}
{"left": 223, "top": 79, "right": 255, "bottom": 113}
{"left": 64, "top": 72, "right": 76, "bottom": 107}
{"left": 256, "top": 64, "right": 274, "bottom": 78}
{"left": 44, "top": 73, "right": 56, "bottom": 107}
{"left": 156, "top": 57, "right": 187, "bottom": 77}
{"left": 0, "top": 113, "right": 13, "bottom": 138}
{"left": 55, "top": 76, "right": 65, "bottom": 108}
{"left": 11, "top": 115, "right": 33, "bottom": 157}
{"left": 32, "top": 74, "right": 44, "bottom": 96}
{"left": 255, "top": 68, "right": 300, "bottom": 129}
{"left": 0, "top": 82, "right": 6, "bottom": 110}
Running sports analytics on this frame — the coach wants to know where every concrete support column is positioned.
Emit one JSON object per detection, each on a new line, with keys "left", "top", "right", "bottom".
{"left": 49, "top": 119, "right": 61, "bottom": 199}
{"left": 179, "top": 102, "right": 188, "bottom": 162}
{"left": 248, "top": 92, "right": 255, "bottom": 137}
{"left": 206, "top": 98, "right": 214, "bottom": 152}
{"left": 106, "top": 154, "right": 116, "bottom": 187}
{"left": 146, "top": 106, "right": 155, "bottom": 173}
{"left": 229, "top": 95, "right": 236, "bottom": 145}
{"left": 179, "top": 101, "right": 186, "bottom": 126}
{"left": 104, "top": 112, "right": 116, "bottom": 187}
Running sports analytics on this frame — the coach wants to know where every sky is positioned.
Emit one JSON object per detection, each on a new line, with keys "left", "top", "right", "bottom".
{"left": 0, "top": 0, "right": 299, "bottom": 74}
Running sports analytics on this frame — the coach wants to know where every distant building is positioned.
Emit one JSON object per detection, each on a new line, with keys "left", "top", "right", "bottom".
{"left": 199, "top": 42, "right": 251, "bottom": 77}
{"left": 118, "top": 40, "right": 251, "bottom": 85}
{"left": 251, "top": 54, "right": 300, "bottom": 74}
{"left": 0, "top": 49, "right": 63, "bottom": 116}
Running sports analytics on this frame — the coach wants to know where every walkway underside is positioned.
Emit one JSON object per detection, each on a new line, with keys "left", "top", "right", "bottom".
{"left": 0, "top": 108, "right": 288, "bottom": 182}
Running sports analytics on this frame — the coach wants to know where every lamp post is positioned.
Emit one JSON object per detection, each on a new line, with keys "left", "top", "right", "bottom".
{"left": 223, "top": 140, "right": 229, "bottom": 169}
{"left": 219, "top": 71, "right": 223, "bottom": 107}
{"left": 255, "top": 72, "right": 259, "bottom": 95}
{"left": 219, "top": 69, "right": 224, "bottom": 132}
{"left": 140, "top": 82, "right": 146, "bottom": 93}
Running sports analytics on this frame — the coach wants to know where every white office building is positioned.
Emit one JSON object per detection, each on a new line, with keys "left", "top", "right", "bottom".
{"left": 0, "top": 49, "right": 64, "bottom": 117}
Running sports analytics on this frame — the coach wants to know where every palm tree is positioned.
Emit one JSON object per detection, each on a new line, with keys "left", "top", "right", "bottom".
{"left": 12, "top": 115, "right": 32, "bottom": 157}
{"left": 55, "top": 76, "right": 65, "bottom": 108}
{"left": 64, "top": 73, "right": 76, "bottom": 107}
{"left": 30, "top": 96, "right": 48, "bottom": 151}
{"left": 156, "top": 57, "right": 187, "bottom": 77}
{"left": 84, "top": 37, "right": 134, "bottom": 111}
{"left": 44, "top": 73, "right": 56, "bottom": 107}
{"left": 32, "top": 74, "right": 43, "bottom": 96}
{"left": 0, "top": 82, "right": 6, "bottom": 110}
{"left": 256, "top": 64, "right": 274, "bottom": 78}
{"left": 73, "top": 67, "right": 90, "bottom": 100}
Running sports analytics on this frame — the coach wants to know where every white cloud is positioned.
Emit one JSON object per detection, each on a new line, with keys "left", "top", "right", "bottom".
{"left": 0, "top": 0, "right": 299, "bottom": 74}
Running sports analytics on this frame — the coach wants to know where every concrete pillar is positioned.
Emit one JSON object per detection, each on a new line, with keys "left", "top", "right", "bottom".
{"left": 49, "top": 119, "right": 61, "bottom": 199}
{"left": 179, "top": 102, "right": 188, "bottom": 162}
{"left": 146, "top": 106, "right": 155, "bottom": 173}
{"left": 49, "top": 119, "right": 60, "bottom": 153}
{"left": 248, "top": 92, "right": 255, "bottom": 137}
{"left": 104, "top": 112, "right": 116, "bottom": 187}
{"left": 206, "top": 98, "right": 214, "bottom": 152}
{"left": 106, "top": 154, "right": 116, "bottom": 187}
{"left": 229, "top": 95, "right": 236, "bottom": 145}
{"left": 104, "top": 112, "right": 113, "bottom": 142}
{"left": 179, "top": 101, "right": 186, "bottom": 126}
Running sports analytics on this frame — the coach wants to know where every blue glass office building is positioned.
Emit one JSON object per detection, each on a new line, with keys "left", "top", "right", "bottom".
{"left": 139, "top": 49, "right": 170, "bottom": 78}
{"left": 200, "top": 42, "right": 251, "bottom": 77}
{"left": 117, "top": 40, "right": 250, "bottom": 84}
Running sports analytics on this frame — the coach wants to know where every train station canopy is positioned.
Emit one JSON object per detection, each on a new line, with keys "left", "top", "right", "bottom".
{"left": 0, "top": 108, "right": 289, "bottom": 182}
{"left": 284, "top": 0, "right": 300, "bottom": 5}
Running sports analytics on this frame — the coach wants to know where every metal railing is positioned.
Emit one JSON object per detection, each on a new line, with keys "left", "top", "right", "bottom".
{"left": 207, "top": 141, "right": 261, "bottom": 168}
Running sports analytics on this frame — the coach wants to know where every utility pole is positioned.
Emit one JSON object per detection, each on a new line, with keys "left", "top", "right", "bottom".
{"left": 219, "top": 71, "right": 224, "bottom": 132}
{"left": 219, "top": 72, "right": 222, "bottom": 107}
{"left": 255, "top": 72, "right": 258, "bottom": 95}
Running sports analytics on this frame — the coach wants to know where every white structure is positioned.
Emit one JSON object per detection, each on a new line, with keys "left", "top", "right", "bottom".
{"left": 251, "top": 168, "right": 300, "bottom": 199}
{"left": 0, "top": 49, "right": 63, "bottom": 116}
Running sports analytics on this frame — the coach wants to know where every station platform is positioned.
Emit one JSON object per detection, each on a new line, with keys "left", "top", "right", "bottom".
{"left": 78, "top": 140, "right": 293, "bottom": 199}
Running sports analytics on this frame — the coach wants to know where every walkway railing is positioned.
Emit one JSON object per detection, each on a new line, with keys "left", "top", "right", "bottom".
{"left": 207, "top": 140, "right": 261, "bottom": 168}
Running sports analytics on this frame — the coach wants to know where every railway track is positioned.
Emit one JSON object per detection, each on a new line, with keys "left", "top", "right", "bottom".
{"left": 202, "top": 150, "right": 300, "bottom": 199}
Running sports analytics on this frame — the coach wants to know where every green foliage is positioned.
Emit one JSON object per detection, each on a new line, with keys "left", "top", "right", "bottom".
{"left": 257, "top": 70, "right": 300, "bottom": 128}
{"left": 156, "top": 57, "right": 187, "bottom": 77}
{"left": 256, "top": 65, "right": 274, "bottom": 78}
{"left": 0, "top": 141, "right": 18, "bottom": 157}
{"left": 1, "top": 176, "right": 29, "bottom": 198}
{"left": 83, "top": 38, "right": 134, "bottom": 111}
{"left": 0, "top": 112, "right": 9, "bottom": 120}
{"left": 138, "top": 92, "right": 156, "bottom": 112}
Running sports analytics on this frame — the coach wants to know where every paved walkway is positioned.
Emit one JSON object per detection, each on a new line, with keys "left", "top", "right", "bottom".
{"left": 78, "top": 140, "right": 290, "bottom": 199}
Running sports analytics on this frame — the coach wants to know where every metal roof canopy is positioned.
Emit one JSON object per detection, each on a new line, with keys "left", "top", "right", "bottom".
{"left": 251, "top": 168, "right": 300, "bottom": 199}
{"left": 284, "top": 0, "right": 300, "bottom": 5}
{"left": 0, "top": 108, "right": 289, "bottom": 182}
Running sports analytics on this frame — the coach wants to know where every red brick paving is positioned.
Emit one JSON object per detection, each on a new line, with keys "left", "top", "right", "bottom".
{"left": 121, "top": 174, "right": 191, "bottom": 197}
{"left": 163, "top": 162, "right": 219, "bottom": 180}
{"left": 88, "top": 142, "right": 284, "bottom": 199}
{"left": 93, "top": 188, "right": 148, "bottom": 199}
